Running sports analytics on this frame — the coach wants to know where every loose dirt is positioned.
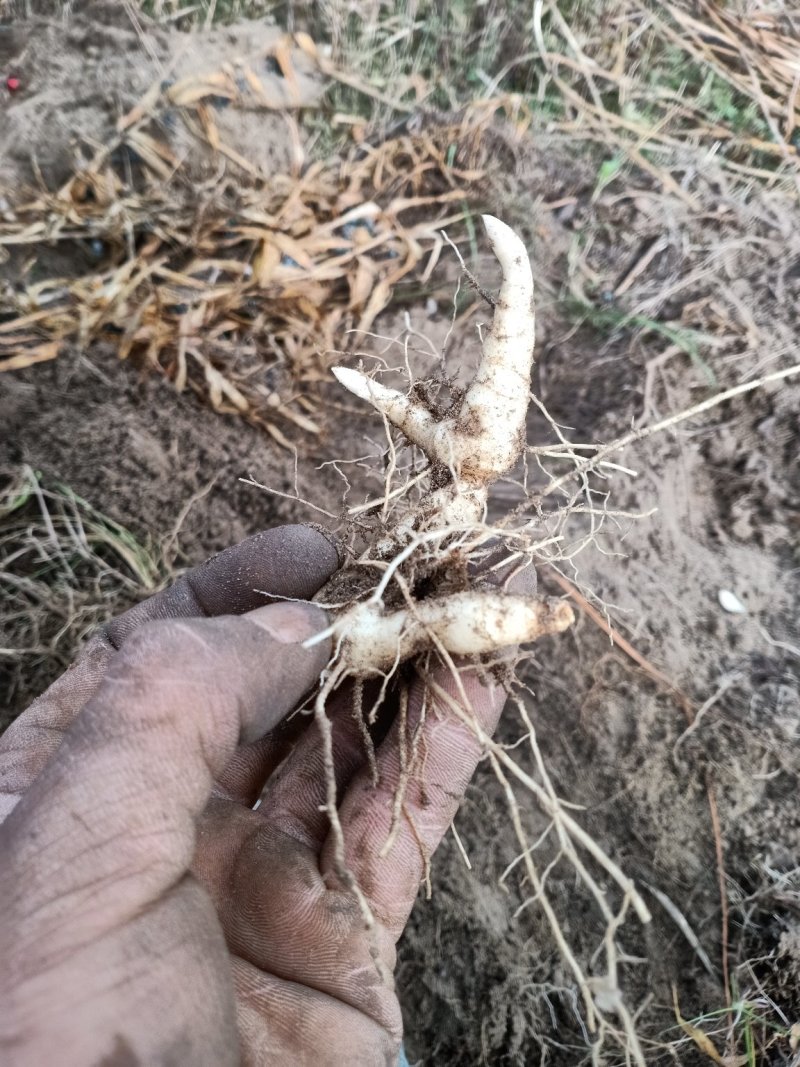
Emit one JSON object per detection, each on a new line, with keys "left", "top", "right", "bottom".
{"left": 2, "top": 6, "right": 799, "bottom": 1065}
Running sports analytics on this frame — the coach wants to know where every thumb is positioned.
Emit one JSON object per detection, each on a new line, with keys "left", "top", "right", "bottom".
{"left": 0, "top": 602, "right": 329, "bottom": 954}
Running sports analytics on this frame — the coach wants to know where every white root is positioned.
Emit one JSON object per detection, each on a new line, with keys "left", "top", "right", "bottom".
{"left": 313, "top": 213, "right": 652, "bottom": 1062}
{"left": 333, "top": 592, "right": 574, "bottom": 676}
{"left": 332, "top": 368, "right": 440, "bottom": 456}
{"left": 332, "top": 214, "right": 535, "bottom": 527}
{"left": 314, "top": 214, "right": 551, "bottom": 673}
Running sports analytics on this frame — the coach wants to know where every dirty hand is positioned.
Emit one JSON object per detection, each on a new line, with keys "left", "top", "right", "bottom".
{"left": 0, "top": 525, "right": 509, "bottom": 1066}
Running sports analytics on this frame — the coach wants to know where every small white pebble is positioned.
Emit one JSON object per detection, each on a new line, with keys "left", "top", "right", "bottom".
{"left": 425, "top": 297, "right": 438, "bottom": 318}
{"left": 718, "top": 589, "right": 747, "bottom": 615}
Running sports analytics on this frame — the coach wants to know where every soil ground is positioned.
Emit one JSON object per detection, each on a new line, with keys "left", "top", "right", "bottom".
{"left": 2, "top": 5, "right": 800, "bottom": 1065}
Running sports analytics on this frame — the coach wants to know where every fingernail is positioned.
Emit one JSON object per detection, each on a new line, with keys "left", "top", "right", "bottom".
{"left": 246, "top": 602, "right": 328, "bottom": 645}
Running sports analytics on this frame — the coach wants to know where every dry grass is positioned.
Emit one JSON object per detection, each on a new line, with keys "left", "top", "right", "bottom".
{"left": 286, "top": 0, "right": 800, "bottom": 201}
{"left": 533, "top": 0, "right": 800, "bottom": 198}
{"left": 0, "top": 466, "right": 168, "bottom": 723}
{"left": 0, "top": 34, "right": 512, "bottom": 444}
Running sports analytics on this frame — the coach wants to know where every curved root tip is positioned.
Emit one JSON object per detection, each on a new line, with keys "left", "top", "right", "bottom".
{"left": 331, "top": 366, "right": 377, "bottom": 402}
{"left": 331, "top": 366, "right": 439, "bottom": 453}
{"left": 481, "top": 214, "right": 533, "bottom": 291}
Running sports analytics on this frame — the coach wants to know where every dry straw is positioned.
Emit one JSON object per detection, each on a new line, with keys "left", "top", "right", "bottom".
{"left": 0, "top": 33, "right": 506, "bottom": 445}
{"left": 532, "top": 0, "right": 800, "bottom": 201}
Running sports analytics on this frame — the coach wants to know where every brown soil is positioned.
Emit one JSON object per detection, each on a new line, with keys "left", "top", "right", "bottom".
{"left": 2, "top": 6, "right": 800, "bottom": 1066}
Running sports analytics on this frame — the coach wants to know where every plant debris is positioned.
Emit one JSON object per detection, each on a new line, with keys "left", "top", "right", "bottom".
{"left": 0, "top": 34, "right": 502, "bottom": 445}
{"left": 0, "top": 465, "right": 168, "bottom": 726}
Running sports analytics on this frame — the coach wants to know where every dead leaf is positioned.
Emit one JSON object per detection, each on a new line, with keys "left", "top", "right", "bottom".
{"left": 196, "top": 103, "right": 220, "bottom": 152}
{"left": 242, "top": 65, "right": 283, "bottom": 109}
{"left": 168, "top": 73, "right": 235, "bottom": 108}
{"left": 254, "top": 239, "right": 281, "bottom": 287}
{"left": 0, "top": 64, "right": 489, "bottom": 447}
{"left": 349, "top": 258, "right": 377, "bottom": 310}
{"left": 118, "top": 81, "right": 162, "bottom": 132}
{"left": 126, "top": 130, "right": 178, "bottom": 180}
{"left": 0, "top": 343, "right": 61, "bottom": 372}
{"left": 672, "top": 987, "right": 747, "bottom": 1067}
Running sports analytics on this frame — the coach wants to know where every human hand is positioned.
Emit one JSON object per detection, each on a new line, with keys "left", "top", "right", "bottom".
{"left": 0, "top": 525, "right": 511, "bottom": 1066}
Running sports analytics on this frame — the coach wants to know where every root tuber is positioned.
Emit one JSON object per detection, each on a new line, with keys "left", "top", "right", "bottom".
{"left": 310, "top": 215, "right": 563, "bottom": 676}
{"left": 329, "top": 592, "right": 573, "bottom": 676}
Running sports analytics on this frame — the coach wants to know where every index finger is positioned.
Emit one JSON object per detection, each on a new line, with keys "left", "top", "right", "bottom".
{"left": 103, "top": 524, "right": 340, "bottom": 647}
{"left": 0, "top": 524, "right": 339, "bottom": 820}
